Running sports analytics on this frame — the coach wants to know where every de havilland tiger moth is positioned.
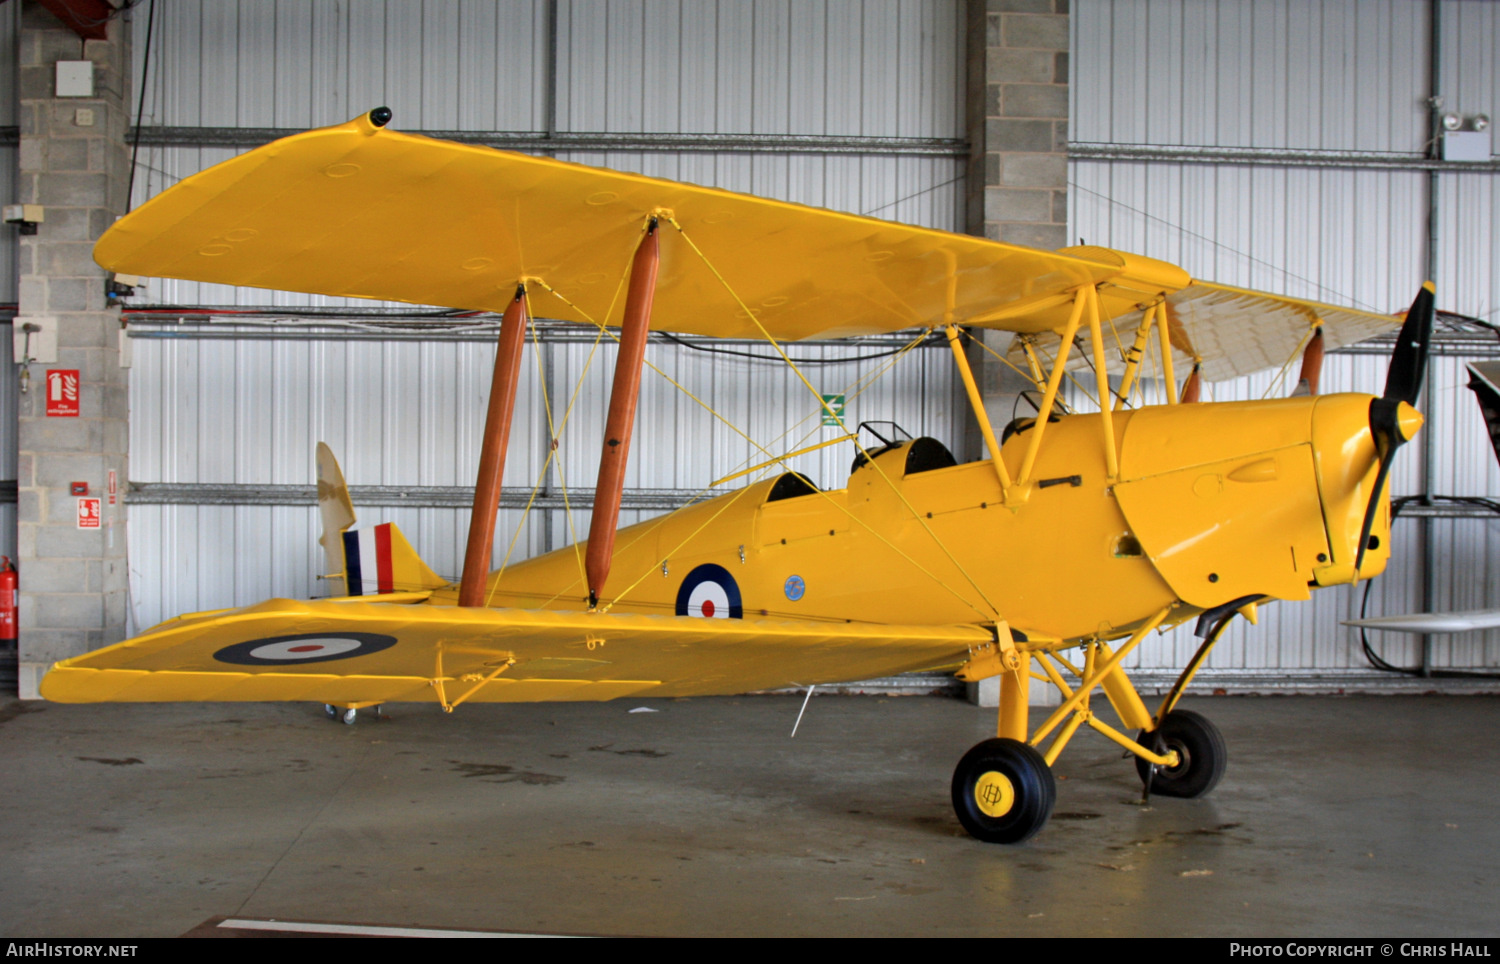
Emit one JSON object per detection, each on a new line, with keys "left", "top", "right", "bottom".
{"left": 41, "top": 109, "right": 1435, "bottom": 843}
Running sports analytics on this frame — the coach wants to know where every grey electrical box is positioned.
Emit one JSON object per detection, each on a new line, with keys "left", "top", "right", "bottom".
{"left": 55, "top": 61, "right": 93, "bottom": 98}
{"left": 1443, "top": 130, "right": 1492, "bottom": 162}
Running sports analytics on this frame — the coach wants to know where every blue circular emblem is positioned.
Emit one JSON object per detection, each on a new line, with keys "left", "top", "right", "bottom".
{"left": 784, "top": 575, "right": 806, "bottom": 602}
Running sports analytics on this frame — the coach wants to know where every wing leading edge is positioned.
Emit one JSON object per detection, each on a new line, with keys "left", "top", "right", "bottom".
{"left": 40, "top": 597, "right": 993, "bottom": 704}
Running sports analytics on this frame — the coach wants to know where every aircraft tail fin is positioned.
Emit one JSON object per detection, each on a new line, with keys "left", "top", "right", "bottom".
{"left": 316, "top": 442, "right": 357, "bottom": 580}
{"left": 316, "top": 442, "right": 448, "bottom": 597}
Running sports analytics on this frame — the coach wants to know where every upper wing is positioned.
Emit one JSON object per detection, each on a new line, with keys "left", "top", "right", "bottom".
{"left": 97, "top": 113, "right": 1113, "bottom": 341}
{"left": 40, "top": 597, "right": 992, "bottom": 704}
{"left": 98, "top": 112, "right": 1402, "bottom": 364}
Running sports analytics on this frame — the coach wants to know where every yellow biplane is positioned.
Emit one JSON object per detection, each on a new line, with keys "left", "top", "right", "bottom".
{"left": 43, "top": 109, "right": 1434, "bottom": 843}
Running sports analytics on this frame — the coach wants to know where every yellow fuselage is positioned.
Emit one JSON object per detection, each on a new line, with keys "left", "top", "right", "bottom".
{"left": 430, "top": 393, "right": 1394, "bottom": 644}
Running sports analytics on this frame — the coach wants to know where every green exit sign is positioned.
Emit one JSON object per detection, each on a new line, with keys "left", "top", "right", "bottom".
{"left": 821, "top": 393, "right": 846, "bottom": 427}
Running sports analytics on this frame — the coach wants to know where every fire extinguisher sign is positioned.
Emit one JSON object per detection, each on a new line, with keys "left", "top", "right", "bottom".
{"left": 77, "top": 497, "right": 101, "bottom": 529}
{"left": 46, "top": 370, "right": 80, "bottom": 417}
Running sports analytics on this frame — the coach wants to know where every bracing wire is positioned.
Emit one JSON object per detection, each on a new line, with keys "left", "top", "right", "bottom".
{"left": 667, "top": 218, "right": 1002, "bottom": 618}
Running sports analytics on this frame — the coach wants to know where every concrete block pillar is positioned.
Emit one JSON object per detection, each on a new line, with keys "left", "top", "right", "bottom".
{"left": 15, "top": 1, "right": 131, "bottom": 697}
{"left": 965, "top": 0, "right": 1069, "bottom": 249}
{"left": 964, "top": 1, "right": 1069, "bottom": 709}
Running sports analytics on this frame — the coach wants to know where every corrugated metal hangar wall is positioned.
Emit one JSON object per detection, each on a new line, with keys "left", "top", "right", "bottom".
{"left": 7, "top": 0, "right": 1494, "bottom": 687}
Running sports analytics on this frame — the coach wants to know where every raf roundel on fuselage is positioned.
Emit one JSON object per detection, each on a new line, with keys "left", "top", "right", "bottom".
{"left": 676, "top": 564, "right": 743, "bottom": 619}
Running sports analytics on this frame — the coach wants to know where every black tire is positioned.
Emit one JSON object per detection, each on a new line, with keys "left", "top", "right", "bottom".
{"left": 951, "top": 738, "right": 1056, "bottom": 844}
{"left": 1135, "top": 709, "right": 1226, "bottom": 798}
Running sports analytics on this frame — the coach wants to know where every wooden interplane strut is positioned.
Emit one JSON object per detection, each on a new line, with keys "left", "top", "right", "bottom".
{"left": 459, "top": 285, "right": 529, "bottom": 607}
{"left": 1298, "top": 327, "right": 1325, "bottom": 396}
{"left": 586, "top": 220, "right": 661, "bottom": 607}
{"left": 1181, "top": 363, "right": 1203, "bottom": 404}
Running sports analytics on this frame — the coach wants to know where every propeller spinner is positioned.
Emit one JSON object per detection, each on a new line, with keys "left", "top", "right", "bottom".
{"left": 1353, "top": 283, "right": 1435, "bottom": 573}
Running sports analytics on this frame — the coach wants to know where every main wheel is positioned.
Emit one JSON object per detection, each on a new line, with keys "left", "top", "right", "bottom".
{"left": 1135, "top": 708, "right": 1226, "bottom": 798}
{"left": 951, "top": 738, "right": 1056, "bottom": 843}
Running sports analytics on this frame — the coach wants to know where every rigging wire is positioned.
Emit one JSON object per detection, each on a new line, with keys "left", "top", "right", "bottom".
{"left": 483, "top": 295, "right": 555, "bottom": 604}
{"left": 1259, "top": 323, "right": 1320, "bottom": 400}
{"left": 526, "top": 266, "right": 637, "bottom": 604}
{"left": 668, "top": 217, "right": 1002, "bottom": 619}
{"left": 594, "top": 322, "right": 950, "bottom": 615}
{"left": 520, "top": 231, "right": 949, "bottom": 615}
{"left": 859, "top": 172, "right": 967, "bottom": 218}
{"left": 1068, "top": 181, "right": 1384, "bottom": 313}
{"left": 555, "top": 289, "right": 992, "bottom": 620}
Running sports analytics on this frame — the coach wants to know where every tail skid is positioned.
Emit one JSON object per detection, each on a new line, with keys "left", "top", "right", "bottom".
{"left": 316, "top": 442, "right": 447, "bottom": 597}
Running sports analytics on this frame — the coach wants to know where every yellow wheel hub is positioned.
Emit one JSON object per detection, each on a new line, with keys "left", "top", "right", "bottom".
{"left": 973, "top": 770, "right": 1015, "bottom": 817}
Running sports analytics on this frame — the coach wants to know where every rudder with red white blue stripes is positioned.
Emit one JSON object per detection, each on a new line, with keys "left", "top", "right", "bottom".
{"left": 340, "top": 522, "right": 445, "bottom": 596}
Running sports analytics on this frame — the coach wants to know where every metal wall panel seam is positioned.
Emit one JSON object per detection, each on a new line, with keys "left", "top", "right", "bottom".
{"left": 1068, "top": 142, "right": 1500, "bottom": 172}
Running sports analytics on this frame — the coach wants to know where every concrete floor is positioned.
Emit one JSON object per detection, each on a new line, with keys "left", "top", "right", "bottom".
{"left": 1, "top": 692, "right": 1496, "bottom": 938}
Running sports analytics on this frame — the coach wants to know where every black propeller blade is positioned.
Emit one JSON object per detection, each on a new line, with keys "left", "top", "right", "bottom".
{"left": 1382, "top": 283, "right": 1435, "bottom": 406}
{"left": 1354, "top": 284, "right": 1436, "bottom": 573}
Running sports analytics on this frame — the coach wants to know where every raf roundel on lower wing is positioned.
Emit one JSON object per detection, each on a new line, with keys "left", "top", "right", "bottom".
{"left": 214, "top": 632, "right": 399, "bottom": 666}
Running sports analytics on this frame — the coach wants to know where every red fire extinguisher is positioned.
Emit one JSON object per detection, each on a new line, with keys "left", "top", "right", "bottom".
{"left": 0, "top": 557, "right": 17, "bottom": 648}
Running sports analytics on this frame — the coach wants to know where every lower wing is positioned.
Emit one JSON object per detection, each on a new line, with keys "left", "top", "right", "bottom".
{"left": 40, "top": 597, "right": 992, "bottom": 705}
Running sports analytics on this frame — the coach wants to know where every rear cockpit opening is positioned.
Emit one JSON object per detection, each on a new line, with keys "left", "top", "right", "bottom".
{"left": 766, "top": 472, "right": 820, "bottom": 502}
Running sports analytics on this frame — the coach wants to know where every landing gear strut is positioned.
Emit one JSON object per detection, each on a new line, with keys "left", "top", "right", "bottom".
{"left": 951, "top": 612, "right": 1230, "bottom": 842}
